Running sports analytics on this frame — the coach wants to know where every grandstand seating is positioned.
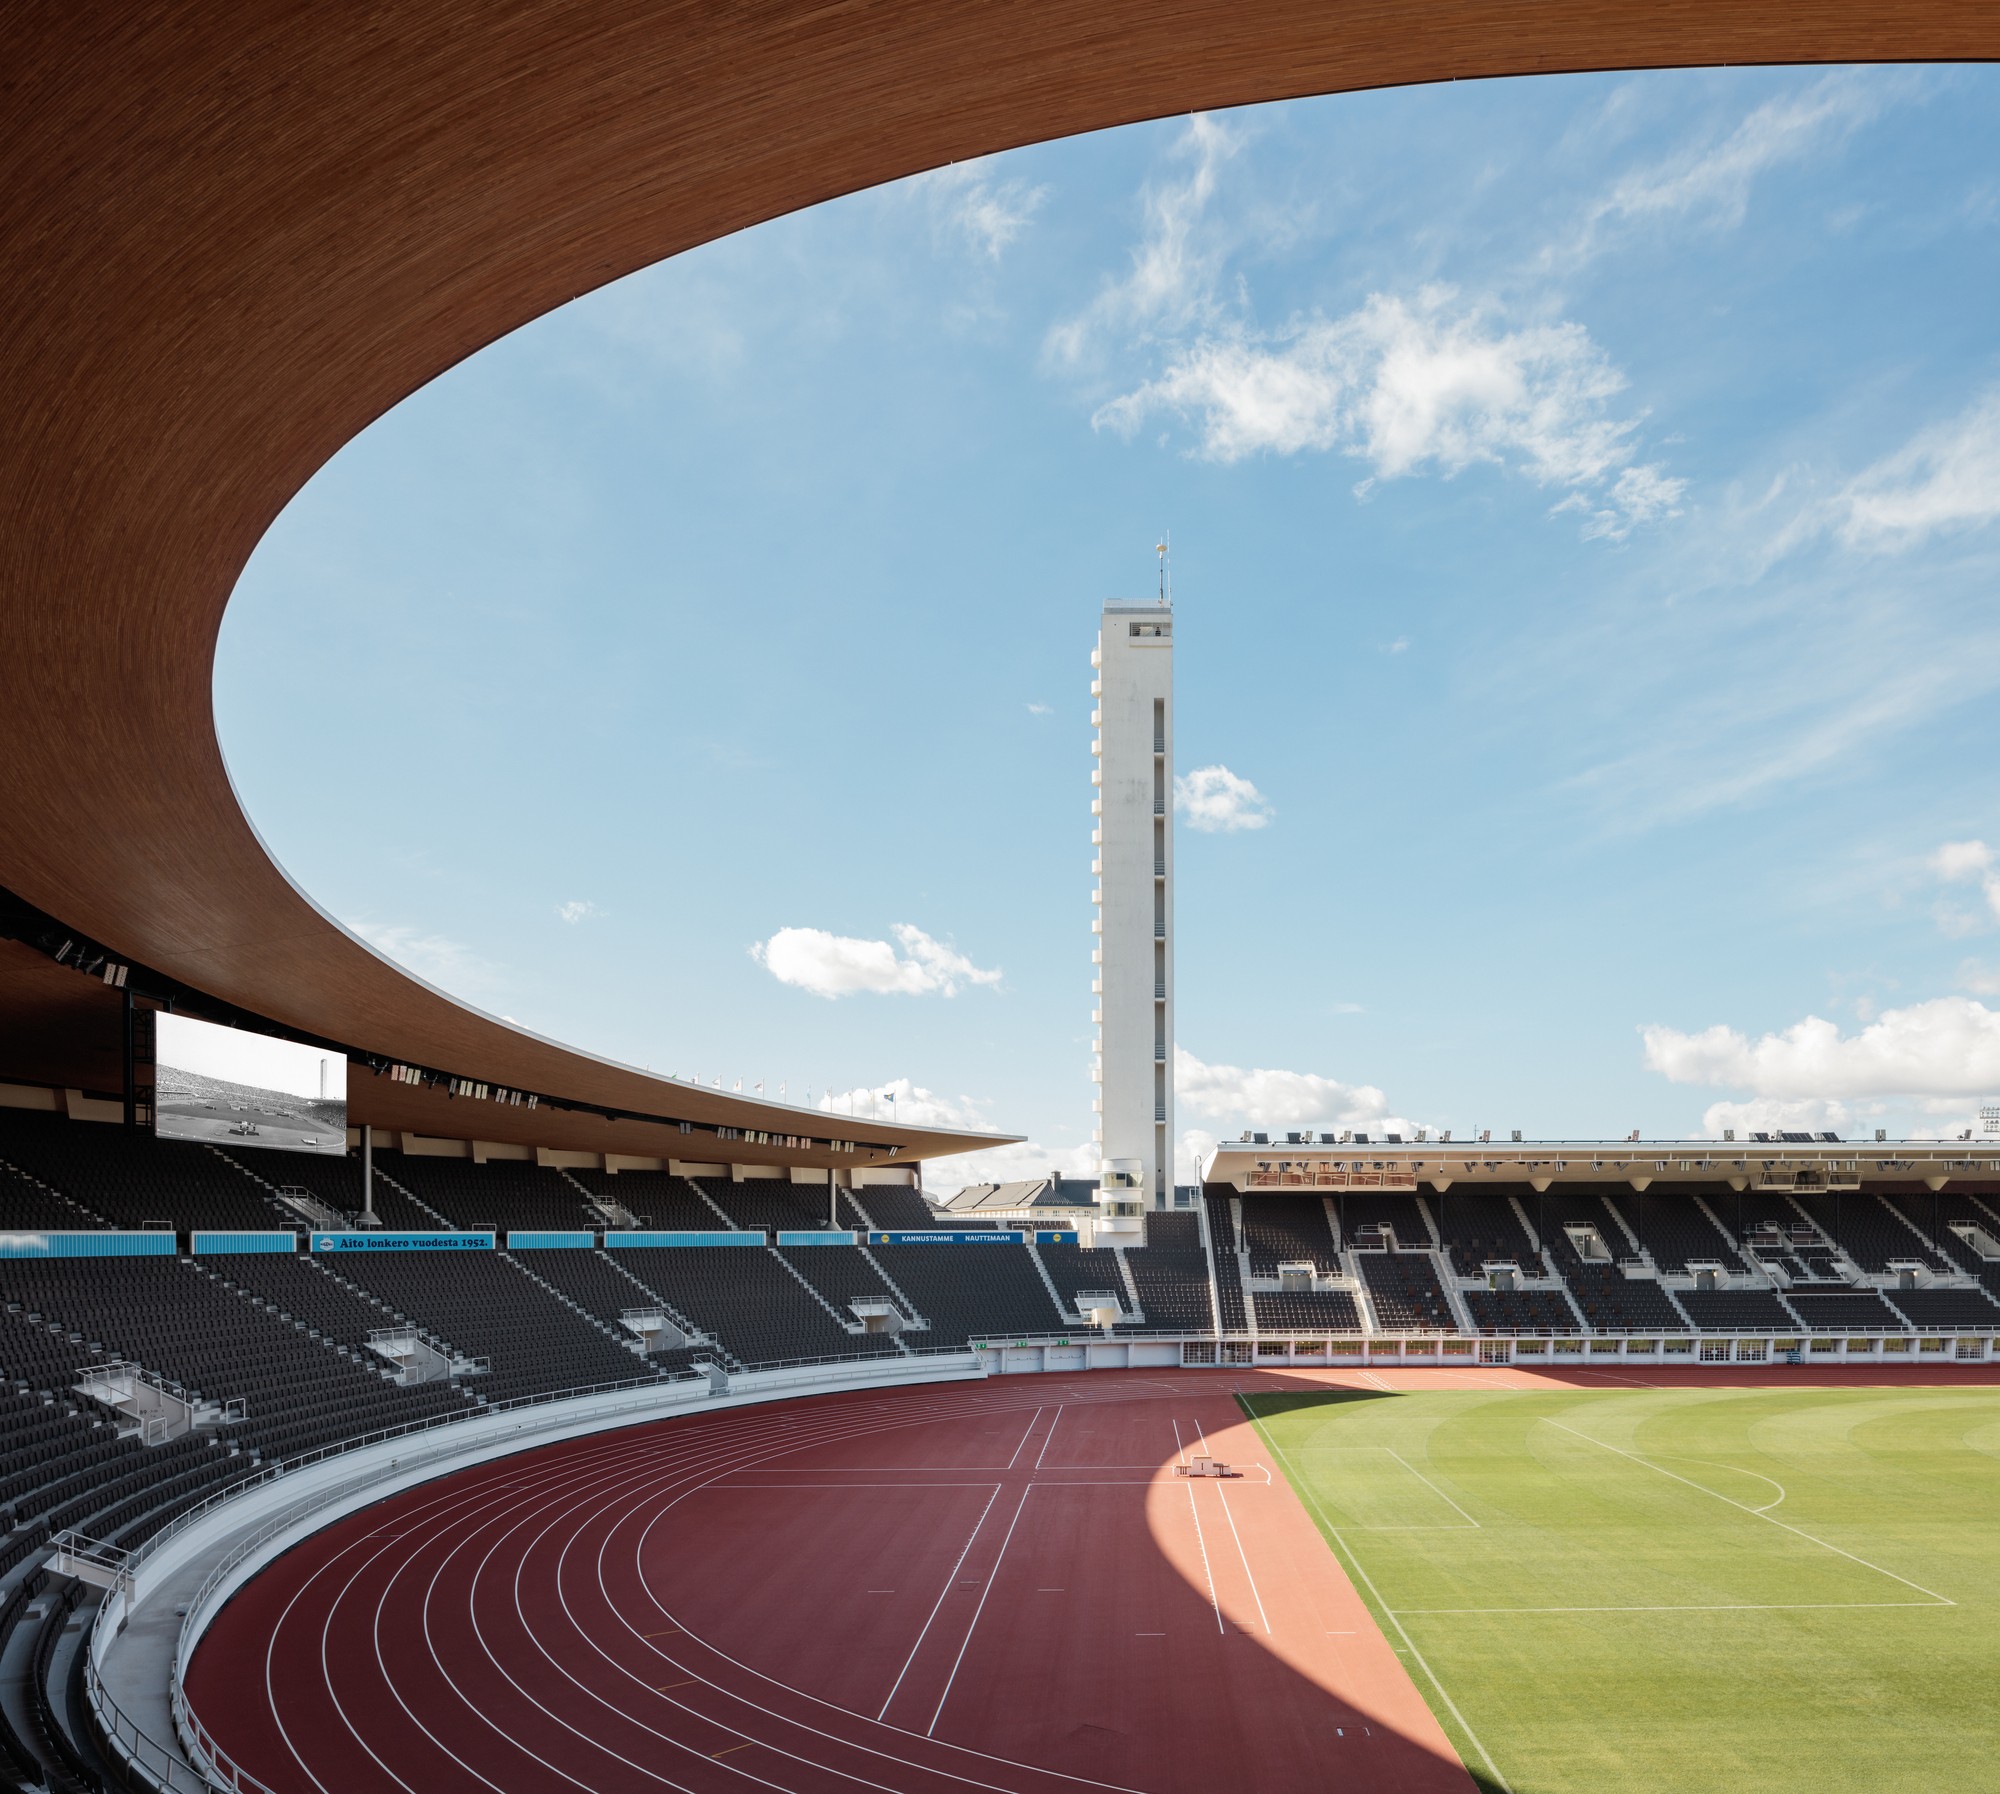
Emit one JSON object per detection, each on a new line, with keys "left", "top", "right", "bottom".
{"left": 1563, "top": 1266, "right": 1689, "bottom": 1332}
{"left": 867, "top": 1242, "right": 1066, "bottom": 1346}
{"left": 1431, "top": 1187, "right": 1540, "bottom": 1276}
{"left": 849, "top": 1183, "right": 953, "bottom": 1229}
{"left": 1783, "top": 1289, "right": 1918, "bottom": 1332}
{"left": 1357, "top": 1253, "right": 1455, "bottom": 1331}
{"left": 1203, "top": 1188, "right": 1249, "bottom": 1332}
{"left": 1462, "top": 1287, "right": 1579, "bottom": 1333}
{"left": 1884, "top": 1286, "right": 2000, "bottom": 1328}
{"left": 1789, "top": 1194, "right": 1949, "bottom": 1274}
{"left": 374, "top": 1155, "right": 600, "bottom": 1231}
{"left": 1334, "top": 1193, "right": 1432, "bottom": 1251}
{"left": 610, "top": 1246, "right": 895, "bottom": 1365}
{"left": 1120, "top": 1213, "right": 1214, "bottom": 1333}
{"left": 1612, "top": 1186, "right": 1747, "bottom": 1272}
{"left": 1883, "top": 1189, "right": 2000, "bottom": 1299}
{"left": 775, "top": 1244, "right": 914, "bottom": 1331}
{"left": 567, "top": 1168, "right": 728, "bottom": 1230}
{"left": 1034, "top": 1239, "right": 1130, "bottom": 1316}
{"left": 0, "top": 1108, "right": 282, "bottom": 1231}
{"left": 1252, "top": 1289, "right": 1361, "bottom": 1332}
{"left": 216, "top": 1143, "right": 437, "bottom": 1229}
{"left": 1673, "top": 1288, "right": 1797, "bottom": 1330}
{"left": 1239, "top": 1195, "right": 1339, "bottom": 1276}
{"left": 699, "top": 1177, "right": 868, "bottom": 1232}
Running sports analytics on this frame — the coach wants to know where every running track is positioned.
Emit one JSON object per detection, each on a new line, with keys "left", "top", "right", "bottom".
{"left": 186, "top": 1364, "right": 2000, "bottom": 1793}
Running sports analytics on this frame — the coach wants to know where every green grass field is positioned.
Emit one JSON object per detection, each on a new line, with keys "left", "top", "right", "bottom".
{"left": 1243, "top": 1383, "right": 2000, "bottom": 1794}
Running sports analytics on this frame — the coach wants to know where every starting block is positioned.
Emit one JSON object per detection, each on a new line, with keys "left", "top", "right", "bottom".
{"left": 1175, "top": 1455, "right": 1238, "bottom": 1478}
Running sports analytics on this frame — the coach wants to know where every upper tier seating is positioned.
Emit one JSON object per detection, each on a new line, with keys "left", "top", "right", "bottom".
{"left": 1335, "top": 1194, "right": 1433, "bottom": 1252}
{"left": 1881, "top": 1190, "right": 2000, "bottom": 1300}
{"left": 698, "top": 1178, "right": 868, "bottom": 1232}
{"left": 1357, "top": 1253, "right": 1457, "bottom": 1331}
{"left": 1239, "top": 1196, "right": 1339, "bottom": 1277}
{"left": 1120, "top": 1213, "right": 1214, "bottom": 1334}
{"left": 1431, "top": 1188, "right": 1541, "bottom": 1277}
{"left": 565, "top": 1169, "right": 727, "bottom": 1231}
{"left": 1610, "top": 1187, "right": 1747, "bottom": 1273}
{"left": 0, "top": 1108, "right": 281, "bottom": 1230}
{"left": 775, "top": 1245, "right": 913, "bottom": 1330}
{"left": 1789, "top": 1194, "right": 1950, "bottom": 1274}
{"left": 374, "top": 1156, "right": 601, "bottom": 1231}
{"left": 0, "top": 1160, "right": 101, "bottom": 1230}
{"left": 848, "top": 1184, "right": 948, "bottom": 1229}
{"left": 1034, "top": 1241, "right": 1130, "bottom": 1317}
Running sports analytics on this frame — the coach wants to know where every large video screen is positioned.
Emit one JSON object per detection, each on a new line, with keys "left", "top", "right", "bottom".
{"left": 154, "top": 1013, "right": 347, "bottom": 1156}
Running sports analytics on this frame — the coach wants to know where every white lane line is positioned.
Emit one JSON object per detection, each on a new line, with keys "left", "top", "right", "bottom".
{"left": 1180, "top": 1469, "right": 1225, "bottom": 1635}
{"left": 1540, "top": 1417, "right": 1955, "bottom": 1606}
{"left": 1004, "top": 1407, "right": 1044, "bottom": 1470}
{"left": 1210, "top": 1483, "right": 1271, "bottom": 1635}
{"left": 1383, "top": 1448, "right": 1482, "bottom": 1529}
{"left": 876, "top": 1481, "right": 1002, "bottom": 1721}
{"left": 1034, "top": 1404, "right": 1065, "bottom": 1471}
{"left": 1394, "top": 1602, "right": 1951, "bottom": 1614}
{"left": 927, "top": 1486, "right": 1033, "bottom": 1737}
{"left": 1170, "top": 1416, "right": 1190, "bottom": 1469}
{"left": 1243, "top": 1400, "right": 1513, "bottom": 1794}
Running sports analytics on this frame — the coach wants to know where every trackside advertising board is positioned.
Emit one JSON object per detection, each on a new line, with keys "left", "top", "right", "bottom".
{"left": 191, "top": 1232, "right": 299, "bottom": 1255}
{"left": 1034, "top": 1231, "right": 1081, "bottom": 1244}
{"left": 0, "top": 1232, "right": 177, "bottom": 1259}
{"left": 603, "top": 1231, "right": 764, "bottom": 1249}
{"left": 867, "top": 1231, "right": 1026, "bottom": 1244}
{"left": 506, "top": 1231, "right": 595, "bottom": 1250}
{"left": 311, "top": 1232, "right": 493, "bottom": 1252}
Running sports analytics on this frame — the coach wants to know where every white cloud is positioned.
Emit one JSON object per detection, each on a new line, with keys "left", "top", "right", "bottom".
{"left": 1832, "top": 388, "right": 2000, "bottom": 552}
{"left": 1176, "top": 1046, "right": 1405, "bottom": 1131}
{"left": 1174, "top": 765, "right": 1273, "bottom": 833}
{"left": 1382, "top": 637, "right": 1410, "bottom": 655}
{"left": 1096, "top": 289, "right": 1682, "bottom": 541}
{"left": 347, "top": 919, "right": 503, "bottom": 999}
{"left": 556, "top": 899, "right": 599, "bottom": 924}
{"left": 1692, "top": 1096, "right": 1860, "bottom": 1140}
{"left": 1026, "top": 701, "right": 1052, "bottom": 715}
{"left": 1567, "top": 74, "right": 1891, "bottom": 262}
{"left": 1641, "top": 997, "right": 2000, "bottom": 1099}
{"left": 1046, "top": 114, "right": 1240, "bottom": 368}
{"left": 817, "top": 1080, "right": 1091, "bottom": 1198}
{"left": 751, "top": 923, "right": 1000, "bottom": 999}
{"left": 1929, "top": 838, "right": 2000, "bottom": 931}
{"left": 919, "top": 159, "right": 1050, "bottom": 261}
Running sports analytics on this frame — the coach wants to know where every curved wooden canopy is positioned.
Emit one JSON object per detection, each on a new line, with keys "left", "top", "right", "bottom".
{"left": 0, "top": 5, "right": 1991, "bottom": 1165}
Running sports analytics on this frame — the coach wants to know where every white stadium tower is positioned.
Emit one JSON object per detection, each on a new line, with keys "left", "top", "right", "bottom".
{"left": 1091, "top": 586, "right": 1175, "bottom": 1218}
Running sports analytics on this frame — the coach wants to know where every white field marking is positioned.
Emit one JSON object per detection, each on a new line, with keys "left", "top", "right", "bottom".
{"left": 1170, "top": 1416, "right": 1190, "bottom": 1468}
{"left": 1034, "top": 1404, "right": 1065, "bottom": 1471}
{"left": 876, "top": 1481, "right": 1002, "bottom": 1720}
{"left": 1180, "top": 1467, "right": 1226, "bottom": 1635}
{"left": 1540, "top": 1417, "right": 1955, "bottom": 1606}
{"left": 1570, "top": 1368, "right": 1660, "bottom": 1389}
{"left": 1190, "top": 1416, "right": 1274, "bottom": 1484}
{"left": 1648, "top": 1454, "right": 1788, "bottom": 1513}
{"left": 1359, "top": 1370, "right": 1396, "bottom": 1392}
{"left": 1382, "top": 1448, "right": 1482, "bottom": 1529}
{"left": 1244, "top": 1400, "right": 1514, "bottom": 1794}
{"left": 1004, "top": 1407, "right": 1044, "bottom": 1470}
{"left": 927, "top": 1485, "right": 1034, "bottom": 1737}
{"left": 1392, "top": 1602, "right": 1951, "bottom": 1615}
{"left": 1210, "top": 1482, "right": 1272, "bottom": 1635}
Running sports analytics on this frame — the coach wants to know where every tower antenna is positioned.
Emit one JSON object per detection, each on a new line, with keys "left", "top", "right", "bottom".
{"left": 1156, "top": 534, "right": 1170, "bottom": 606}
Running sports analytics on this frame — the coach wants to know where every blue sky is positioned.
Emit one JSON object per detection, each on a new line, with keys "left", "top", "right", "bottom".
{"left": 217, "top": 67, "right": 2000, "bottom": 1188}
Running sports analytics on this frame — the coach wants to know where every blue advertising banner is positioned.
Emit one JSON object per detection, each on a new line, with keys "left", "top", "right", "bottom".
{"left": 310, "top": 1232, "right": 492, "bottom": 1252}
{"left": 1033, "top": 1231, "right": 1081, "bottom": 1245}
{"left": 868, "top": 1230, "right": 1025, "bottom": 1245}
{"left": 0, "top": 1231, "right": 177, "bottom": 1259}
{"left": 603, "top": 1231, "right": 764, "bottom": 1249}
{"left": 506, "top": 1231, "right": 595, "bottom": 1250}
{"left": 775, "top": 1231, "right": 856, "bottom": 1246}
{"left": 191, "top": 1231, "right": 299, "bottom": 1255}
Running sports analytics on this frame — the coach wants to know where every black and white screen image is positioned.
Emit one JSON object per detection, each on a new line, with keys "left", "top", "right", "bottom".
{"left": 154, "top": 1013, "right": 347, "bottom": 1156}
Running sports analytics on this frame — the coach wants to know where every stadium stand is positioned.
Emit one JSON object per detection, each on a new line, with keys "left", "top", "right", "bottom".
{"left": 775, "top": 1244, "right": 916, "bottom": 1333}
{"left": 1430, "top": 1187, "right": 1541, "bottom": 1276}
{"left": 0, "top": 1157, "right": 105, "bottom": 1230}
{"left": 1882, "top": 1286, "right": 2000, "bottom": 1327}
{"left": 1034, "top": 1238, "right": 1131, "bottom": 1316}
{"left": 505, "top": 1248, "right": 713, "bottom": 1374}
{"left": 1784, "top": 1288, "right": 1919, "bottom": 1332}
{"left": 566, "top": 1168, "right": 728, "bottom": 1231}
{"left": 1530, "top": 1191, "right": 1691, "bottom": 1332}
{"left": 698, "top": 1177, "right": 869, "bottom": 1232}
{"left": 219, "top": 1142, "right": 441, "bottom": 1229}
{"left": 1789, "top": 1193, "right": 1950, "bottom": 1274}
{"left": 1674, "top": 1288, "right": 1799, "bottom": 1330}
{"left": 1240, "top": 1195, "right": 1340, "bottom": 1277}
{"left": 1120, "top": 1213, "right": 1216, "bottom": 1334}
{"left": 0, "top": 1108, "right": 282, "bottom": 1231}
{"left": 1203, "top": 1188, "right": 1250, "bottom": 1332}
{"left": 371, "top": 1155, "right": 601, "bottom": 1231}
{"left": 607, "top": 1246, "right": 896, "bottom": 1365}
{"left": 1462, "top": 1287, "right": 1580, "bottom": 1333}
{"left": 1334, "top": 1193, "right": 1433, "bottom": 1251}
{"left": 1612, "top": 1186, "right": 1748, "bottom": 1273}
{"left": 1252, "top": 1288, "right": 1362, "bottom": 1332}
{"left": 1357, "top": 1252, "right": 1456, "bottom": 1331}
{"left": 866, "top": 1241, "right": 1066, "bottom": 1346}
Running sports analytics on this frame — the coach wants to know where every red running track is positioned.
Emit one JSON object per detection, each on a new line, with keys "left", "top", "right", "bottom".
{"left": 189, "top": 1364, "right": 2000, "bottom": 1792}
{"left": 186, "top": 1373, "right": 1479, "bottom": 1794}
